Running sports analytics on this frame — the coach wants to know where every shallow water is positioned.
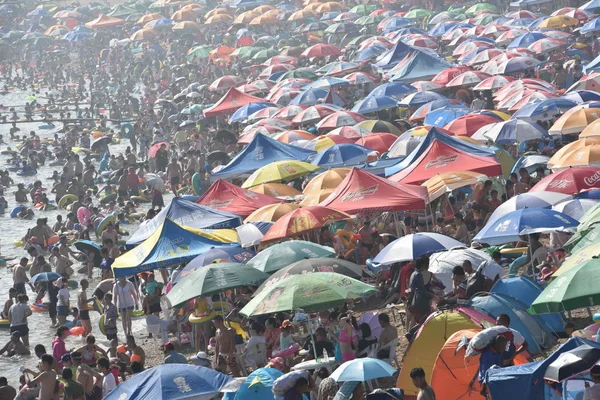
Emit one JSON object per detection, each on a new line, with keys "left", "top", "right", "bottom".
{"left": 0, "top": 87, "right": 162, "bottom": 384}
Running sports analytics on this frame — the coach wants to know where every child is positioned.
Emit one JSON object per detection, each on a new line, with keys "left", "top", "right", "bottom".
{"left": 99, "top": 248, "right": 114, "bottom": 280}
{"left": 103, "top": 294, "right": 118, "bottom": 341}
{"left": 151, "top": 187, "right": 164, "bottom": 209}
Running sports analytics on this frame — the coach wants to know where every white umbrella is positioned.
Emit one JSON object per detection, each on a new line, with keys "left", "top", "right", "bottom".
{"left": 428, "top": 247, "right": 491, "bottom": 293}
{"left": 488, "top": 191, "right": 572, "bottom": 223}
{"left": 552, "top": 199, "right": 598, "bottom": 221}
{"left": 144, "top": 173, "right": 165, "bottom": 191}
{"left": 387, "top": 132, "right": 422, "bottom": 158}
{"left": 471, "top": 119, "right": 547, "bottom": 144}
{"left": 235, "top": 224, "right": 265, "bottom": 248}
{"left": 372, "top": 233, "right": 465, "bottom": 265}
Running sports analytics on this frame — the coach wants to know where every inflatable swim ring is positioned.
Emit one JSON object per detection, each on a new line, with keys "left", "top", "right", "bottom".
{"left": 466, "top": 326, "right": 510, "bottom": 358}
{"left": 64, "top": 320, "right": 82, "bottom": 328}
{"left": 130, "top": 196, "right": 150, "bottom": 203}
{"left": 121, "top": 123, "right": 134, "bottom": 139}
{"left": 45, "top": 235, "right": 59, "bottom": 247}
{"left": 58, "top": 194, "right": 78, "bottom": 209}
{"left": 227, "top": 321, "right": 249, "bottom": 340}
{"left": 69, "top": 326, "right": 85, "bottom": 336}
{"left": 38, "top": 124, "right": 56, "bottom": 130}
{"left": 99, "top": 193, "right": 117, "bottom": 204}
{"left": 96, "top": 212, "right": 117, "bottom": 237}
{"left": 192, "top": 173, "right": 202, "bottom": 195}
{"left": 77, "top": 207, "right": 92, "bottom": 226}
{"left": 0, "top": 150, "right": 14, "bottom": 155}
{"left": 92, "top": 297, "right": 104, "bottom": 314}
{"left": 13, "top": 240, "right": 24, "bottom": 247}
{"left": 10, "top": 205, "right": 26, "bottom": 218}
{"left": 17, "top": 169, "right": 37, "bottom": 176}
{"left": 189, "top": 312, "right": 217, "bottom": 325}
{"left": 272, "top": 343, "right": 301, "bottom": 358}
{"left": 500, "top": 247, "right": 528, "bottom": 258}
{"left": 67, "top": 280, "right": 78, "bottom": 289}
{"left": 31, "top": 303, "right": 49, "bottom": 312}
{"left": 0, "top": 319, "right": 9, "bottom": 329}
{"left": 48, "top": 160, "right": 65, "bottom": 167}
{"left": 593, "top": 312, "right": 600, "bottom": 323}
{"left": 98, "top": 314, "right": 106, "bottom": 336}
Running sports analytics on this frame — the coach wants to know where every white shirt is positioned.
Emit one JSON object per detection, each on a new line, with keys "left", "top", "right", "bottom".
{"left": 583, "top": 383, "right": 600, "bottom": 400}
{"left": 57, "top": 288, "right": 70, "bottom": 307}
{"left": 102, "top": 373, "right": 117, "bottom": 397}
{"left": 113, "top": 281, "right": 137, "bottom": 309}
{"left": 479, "top": 260, "right": 504, "bottom": 281}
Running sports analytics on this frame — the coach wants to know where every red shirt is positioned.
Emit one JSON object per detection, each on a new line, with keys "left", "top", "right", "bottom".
{"left": 400, "top": 263, "right": 415, "bottom": 298}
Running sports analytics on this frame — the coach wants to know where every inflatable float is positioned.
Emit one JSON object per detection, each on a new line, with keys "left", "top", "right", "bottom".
{"left": 0, "top": 319, "right": 9, "bottom": 329}
{"left": 130, "top": 195, "right": 151, "bottom": 203}
{"left": 92, "top": 297, "right": 104, "bottom": 314}
{"left": 10, "top": 205, "right": 26, "bottom": 218}
{"left": 99, "top": 193, "right": 117, "bottom": 204}
{"left": 96, "top": 212, "right": 117, "bottom": 237}
{"left": 48, "top": 160, "right": 65, "bottom": 167}
{"left": 69, "top": 326, "right": 85, "bottom": 336}
{"left": 500, "top": 247, "right": 528, "bottom": 259}
{"left": 31, "top": 303, "right": 49, "bottom": 312}
{"left": 98, "top": 314, "right": 106, "bottom": 335}
{"left": 58, "top": 194, "right": 78, "bottom": 209}
{"left": 189, "top": 312, "right": 217, "bottom": 325}
{"left": 121, "top": 123, "right": 134, "bottom": 139}
{"left": 38, "top": 124, "right": 56, "bottom": 130}
{"left": 466, "top": 326, "right": 510, "bottom": 357}
{"left": 17, "top": 169, "right": 37, "bottom": 176}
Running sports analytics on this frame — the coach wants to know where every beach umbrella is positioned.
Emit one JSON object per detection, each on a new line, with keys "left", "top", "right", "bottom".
{"left": 325, "top": 22, "right": 358, "bottom": 34}
{"left": 444, "top": 114, "right": 497, "bottom": 137}
{"left": 235, "top": 223, "right": 272, "bottom": 248}
{"left": 488, "top": 192, "right": 573, "bottom": 222}
{"left": 304, "top": 168, "right": 351, "bottom": 193}
{"left": 531, "top": 167, "right": 600, "bottom": 195}
{"left": 166, "top": 263, "right": 269, "bottom": 307}
{"left": 245, "top": 203, "right": 301, "bottom": 223}
{"left": 355, "top": 15, "right": 384, "bottom": 25}
{"left": 473, "top": 208, "right": 578, "bottom": 245}
{"left": 354, "top": 120, "right": 401, "bottom": 135}
{"left": 545, "top": 345, "right": 600, "bottom": 383}
{"left": 247, "top": 240, "right": 335, "bottom": 273}
{"left": 373, "top": 233, "right": 465, "bottom": 265}
{"left": 104, "top": 365, "right": 232, "bottom": 400}
{"left": 316, "top": 2, "right": 345, "bottom": 13}
{"left": 301, "top": 43, "right": 342, "bottom": 58}
{"left": 538, "top": 15, "right": 579, "bottom": 28}
{"left": 272, "top": 105, "right": 307, "bottom": 120}
{"left": 233, "top": 368, "right": 283, "bottom": 400}
{"left": 248, "top": 183, "right": 301, "bottom": 199}
{"left": 144, "top": 17, "right": 173, "bottom": 29}
{"left": 229, "top": 102, "right": 277, "bottom": 123}
{"left": 331, "top": 358, "right": 397, "bottom": 382}
{"left": 528, "top": 37, "right": 567, "bottom": 54}
{"left": 64, "top": 31, "right": 92, "bottom": 42}
{"left": 354, "top": 133, "right": 397, "bottom": 153}
{"left": 350, "top": 4, "right": 376, "bottom": 16}
{"left": 563, "top": 90, "right": 600, "bottom": 104}
{"left": 209, "top": 75, "right": 244, "bottom": 91}
{"left": 342, "top": 72, "right": 379, "bottom": 85}
{"left": 423, "top": 107, "right": 469, "bottom": 128}
{"left": 311, "top": 144, "right": 372, "bottom": 168}
{"left": 446, "top": 71, "right": 491, "bottom": 88}
{"left": 368, "top": 82, "right": 416, "bottom": 99}
{"left": 289, "top": 9, "right": 317, "bottom": 21}
{"left": 241, "top": 160, "right": 319, "bottom": 188}
{"left": 549, "top": 144, "right": 600, "bottom": 170}
{"left": 399, "top": 91, "right": 448, "bottom": 107}
{"left": 187, "top": 45, "right": 211, "bottom": 60}
{"left": 137, "top": 13, "right": 163, "bottom": 24}
{"left": 472, "top": 119, "right": 547, "bottom": 144}
{"left": 54, "top": 10, "right": 84, "bottom": 19}
{"left": 308, "top": 76, "right": 351, "bottom": 89}
{"left": 351, "top": 96, "right": 400, "bottom": 114}
{"left": 130, "top": 28, "right": 157, "bottom": 41}
{"left": 552, "top": 199, "right": 598, "bottom": 221}
{"left": 273, "top": 130, "right": 316, "bottom": 144}
{"left": 230, "top": 46, "right": 263, "bottom": 59}
{"left": 549, "top": 107, "right": 600, "bottom": 135}
{"left": 147, "top": 141, "right": 169, "bottom": 158}
{"left": 512, "top": 98, "right": 578, "bottom": 121}
{"left": 494, "top": 56, "right": 542, "bottom": 75}
{"left": 530, "top": 259, "right": 600, "bottom": 313}
{"left": 300, "top": 189, "right": 336, "bottom": 206}
{"left": 301, "top": 21, "right": 329, "bottom": 32}
{"left": 261, "top": 206, "right": 351, "bottom": 242}
{"left": 30, "top": 272, "right": 62, "bottom": 284}
{"left": 422, "top": 171, "right": 486, "bottom": 201}
{"left": 171, "top": 9, "right": 197, "bottom": 21}
{"left": 172, "top": 21, "right": 201, "bottom": 32}
{"left": 326, "top": 126, "right": 370, "bottom": 140}
{"left": 173, "top": 247, "right": 256, "bottom": 284}
{"left": 292, "top": 104, "right": 339, "bottom": 124}
{"left": 240, "top": 272, "right": 376, "bottom": 316}
{"left": 204, "top": 14, "right": 233, "bottom": 25}
{"left": 316, "top": 111, "right": 366, "bottom": 130}
{"left": 264, "top": 55, "right": 298, "bottom": 66}
{"left": 466, "top": 2, "right": 497, "bottom": 15}
{"left": 410, "top": 99, "right": 466, "bottom": 121}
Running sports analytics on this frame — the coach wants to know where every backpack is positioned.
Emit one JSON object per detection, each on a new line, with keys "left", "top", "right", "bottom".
{"left": 465, "top": 262, "right": 487, "bottom": 299}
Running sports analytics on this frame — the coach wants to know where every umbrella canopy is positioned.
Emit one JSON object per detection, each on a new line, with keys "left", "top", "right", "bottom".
{"left": 488, "top": 192, "right": 572, "bottom": 222}
{"left": 246, "top": 240, "right": 335, "bottom": 273}
{"left": 373, "top": 233, "right": 465, "bottom": 265}
{"left": 304, "top": 168, "right": 351, "bottom": 193}
{"left": 241, "top": 160, "right": 319, "bottom": 188}
{"left": 429, "top": 248, "right": 492, "bottom": 293}
{"left": 423, "top": 171, "right": 486, "bottom": 201}
{"left": 530, "top": 259, "right": 600, "bottom": 313}
{"left": 552, "top": 199, "right": 598, "bottom": 221}
{"left": 473, "top": 208, "right": 579, "bottom": 245}
{"left": 248, "top": 183, "right": 302, "bottom": 198}
{"left": 530, "top": 167, "right": 600, "bottom": 195}
{"left": 549, "top": 107, "right": 600, "bottom": 135}
{"left": 239, "top": 272, "right": 377, "bottom": 316}
{"left": 104, "top": 365, "right": 232, "bottom": 400}
{"left": 166, "top": 263, "right": 269, "bottom": 306}
{"left": 30, "top": 272, "right": 62, "bottom": 284}
{"left": 330, "top": 358, "right": 397, "bottom": 382}
{"left": 310, "top": 144, "right": 372, "bottom": 168}
{"left": 233, "top": 368, "right": 283, "bottom": 400}
{"left": 472, "top": 119, "right": 547, "bottom": 144}
{"left": 172, "top": 247, "right": 256, "bottom": 284}
{"left": 544, "top": 345, "right": 600, "bottom": 383}
{"left": 261, "top": 206, "right": 351, "bottom": 242}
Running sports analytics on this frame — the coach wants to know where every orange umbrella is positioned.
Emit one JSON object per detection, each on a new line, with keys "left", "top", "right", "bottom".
{"left": 137, "top": 13, "right": 163, "bottom": 24}
{"left": 45, "top": 25, "right": 70, "bottom": 35}
{"left": 300, "top": 189, "right": 335, "bottom": 206}
{"left": 580, "top": 119, "right": 600, "bottom": 137}
{"left": 204, "top": 14, "right": 233, "bottom": 25}
{"left": 316, "top": 2, "right": 345, "bottom": 13}
{"left": 355, "top": 133, "right": 398, "bottom": 153}
{"left": 304, "top": 0, "right": 323, "bottom": 5}
{"left": 254, "top": 5, "right": 276, "bottom": 13}
{"left": 250, "top": 14, "right": 279, "bottom": 25}
{"left": 304, "top": 3, "right": 324, "bottom": 12}
{"left": 172, "top": 21, "right": 201, "bottom": 31}
{"left": 85, "top": 14, "right": 125, "bottom": 28}
{"left": 248, "top": 183, "right": 302, "bottom": 198}
{"left": 210, "top": 45, "right": 235, "bottom": 63}
{"left": 288, "top": 9, "right": 317, "bottom": 21}
{"left": 548, "top": 137, "right": 600, "bottom": 168}
{"left": 549, "top": 144, "right": 600, "bottom": 170}
{"left": 182, "top": 3, "right": 204, "bottom": 11}
{"left": 205, "top": 7, "right": 233, "bottom": 19}
{"left": 244, "top": 203, "right": 301, "bottom": 223}
{"left": 234, "top": 11, "right": 258, "bottom": 24}
{"left": 303, "top": 168, "right": 351, "bottom": 193}
{"left": 261, "top": 206, "right": 351, "bottom": 242}
{"left": 273, "top": 130, "right": 316, "bottom": 143}
{"left": 62, "top": 17, "right": 80, "bottom": 30}
{"left": 549, "top": 106, "right": 600, "bottom": 135}
{"left": 171, "top": 9, "right": 198, "bottom": 21}
{"left": 130, "top": 28, "right": 157, "bottom": 41}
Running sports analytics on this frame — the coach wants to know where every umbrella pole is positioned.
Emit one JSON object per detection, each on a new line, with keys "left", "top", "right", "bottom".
{"left": 306, "top": 312, "right": 319, "bottom": 360}
{"left": 393, "top": 213, "right": 401, "bottom": 237}
{"left": 527, "top": 235, "right": 533, "bottom": 277}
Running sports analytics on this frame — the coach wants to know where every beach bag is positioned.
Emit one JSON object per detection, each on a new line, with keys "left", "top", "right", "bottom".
{"left": 465, "top": 326, "right": 510, "bottom": 358}
{"left": 465, "top": 263, "right": 486, "bottom": 299}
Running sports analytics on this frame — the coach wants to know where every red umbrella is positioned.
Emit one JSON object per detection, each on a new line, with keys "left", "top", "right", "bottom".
{"left": 443, "top": 114, "right": 498, "bottom": 137}
{"left": 355, "top": 133, "right": 398, "bottom": 153}
{"left": 261, "top": 206, "right": 351, "bottom": 242}
{"left": 292, "top": 105, "right": 338, "bottom": 125}
{"left": 238, "top": 126, "right": 284, "bottom": 144}
{"left": 258, "top": 64, "right": 295, "bottom": 79}
{"left": 531, "top": 167, "right": 600, "bottom": 194}
{"left": 301, "top": 43, "right": 342, "bottom": 58}
{"left": 316, "top": 111, "right": 367, "bottom": 130}
{"left": 326, "top": 126, "right": 371, "bottom": 140}
{"left": 209, "top": 75, "right": 244, "bottom": 91}
{"left": 148, "top": 141, "right": 169, "bottom": 158}
{"left": 431, "top": 66, "right": 471, "bottom": 86}
{"left": 473, "top": 75, "right": 515, "bottom": 91}
{"left": 343, "top": 72, "right": 379, "bottom": 85}
{"left": 446, "top": 71, "right": 492, "bottom": 88}
{"left": 263, "top": 55, "right": 298, "bottom": 66}
{"left": 272, "top": 104, "right": 307, "bottom": 120}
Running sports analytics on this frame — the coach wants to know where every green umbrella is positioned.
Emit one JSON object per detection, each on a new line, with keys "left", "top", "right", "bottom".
{"left": 231, "top": 46, "right": 265, "bottom": 59}
{"left": 252, "top": 48, "right": 278, "bottom": 62}
{"left": 404, "top": 9, "right": 433, "bottom": 19}
{"left": 349, "top": 4, "right": 376, "bottom": 16}
{"left": 577, "top": 202, "right": 600, "bottom": 230}
{"left": 239, "top": 272, "right": 377, "bottom": 316}
{"left": 187, "top": 45, "right": 211, "bottom": 61}
{"left": 276, "top": 69, "right": 318, "bottom": 82}
{"left": 166, "top": 263, "right": 269, "bottom": 307}
{"left": 564, "top": 224, "right": 600, "bottom": 253}
{"left": 354, "top": 15, "right": 383, "bottom": 26}
{"left": 465, "top": 3, "right": 497, "bottom": 15}
{"left": 246, "top": 240, "right": 335, "bottom": 274}
{"left": 530, "top": 258, "right": 600, "bottom": 314}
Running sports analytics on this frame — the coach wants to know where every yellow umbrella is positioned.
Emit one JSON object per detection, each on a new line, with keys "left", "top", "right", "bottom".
{"left": 130, "top": 28, "right": 157, "bottom": 41}
{"left": 249, "top": 14, "right": 279, "bottom": 25}
{"left": 137, "top": 13, "right": 163, "bottom": 25}
{"left": 485, "top": 110, "right": 511, "bottom": 120}
{"left": 263, "top": 9, "right": 283, "bottom": 18}
{"left": 422, "top": 171, "right": 486, "bottom": 201}
{"left": 248, "top": 183, "right": 302, "bottom": 197}
{"left": 549, "top": 106, "right": 600, "bottom": 135}
{"left": 316, "top": 2, "right": 344, "bottom": 13}
{"left": 303, "top": 168, "right": 351, "bottom": 193}
{"left": 205, "top": 7, "right": 232, "bottom": 19}
{"left": 552, "top": 242, "right": 600, "bottom": 277}
{"left": 254, "top": 5, "right": 276, "bottom": 13}
{"left": 233, "top": 11, "right": 258, "bottom": 24}
{"left": 241, "top": 160, "right": 319, "bottom": 188}
{"left": 304, "top": 3, "right": 324, "bottom": 12}
{"left": 204, "top": 14, "right": 233, "bottom": 25}
{"left": 580, "top": 119, "right": 600, "bottom": 137}
{"left": 288, "top": 9, "right": 317, "bottom": 21}
{"left": 455, "top": 136, "right": 485, "bottom": 145}
{"left": 538, "top": 15, "right": 579, "bottom": 28}
{"left": 548, "top": 137, "right": 600, "bottom": 167}
{"left": 45, "top": 24, "right": 69, "bottom": 35}
{"left": 172, "top": 21, "right": 201, "bottom": 31}
{"left": 182, "top": 3, "right": 203, "bottom": 11}
{"left": 171, "top": 9, "right": 198, "bottom": 21}
{"left": 549, "top": 144, "right": 600, "bottom": 170}
{"left": 244, "top": 203, "right": 301, "bottom": 223}
{"left": 300, "top": 188, "right": 335, "bottom": 206}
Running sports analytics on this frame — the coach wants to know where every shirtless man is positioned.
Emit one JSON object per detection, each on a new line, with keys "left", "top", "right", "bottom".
{"left": 58, "top": 235, "right": 81, "bottom": 260}
{"left": 78, "top": 280, "right": 93, "bottom": 336}
{"left": 26, "top": 354, "right": 57, "bottom": 400}
{"left": 103, "top": 238, "right": 120, "bottom": 260}
{"left": 14, "top": 257, "right": 32, "bottom": 294}
{"left": 166, "top": 157, "right": 182, "bottom": 197}
{"left": 0, "top": 377, "right": 16, "bottom": 400}
{"left": 72, "top": 351, "right": 103, "bottom": 400}
{"left": 101, "top": 223, "right": 118, "bottom": 245}
{"left": 2, "top": 288, "right": 16, "bottom": 318}
{"left": 51, "top": 247, "right": 74, "bottom": 278}
{"left": 358, "top": 220, "right": 375, "bottom": 263}
{"left": 212, "top": 315, "right": 240, "bottom": 376}
{"left": 0, "top": 332, "right": 31, "bottom": 356}
{"left": 125, "top": 335, "right": 145, "bottom": 369}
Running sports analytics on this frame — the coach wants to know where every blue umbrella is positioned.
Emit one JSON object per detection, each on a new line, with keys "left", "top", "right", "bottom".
{"left": 429, "top": 22, "right": 473, "bottom": 37}
{"left": 351, "top": 95, "right": 400, "bottom": 114}
{"left": 390, "top": 27, "right": 427, "bottom": 37}
{"left": 233, "top": 368, "right": 283, "bottom": 400}
{"left": 577, "top": 189, "right": 600, "bottom": 200}
{"left": 229, "top": 102, "right": 277, "bottom": 123}
{"left": 321, "top": 12, "right": 340, "bottom": 21}
{"left": 507, "top": 32, "right": 547, "bottom": 49}
{"left": 27, "top": 9, "right": 49, "bottom": 17}
{"left": 506, "top": 18, "right": 535, "bottom": 28}
{"left": 64, "top": 31, "right": 92, "bottom": 42}
{"left": 104, "top": 365, "right": 232, "bottom": 400}
{"left": 373, "top": 233, "right": 465, "bottom": 265}
{"left": 310, "top": 144, "right": 372, "bottom": 168}
{"left": 565, "top": 49, "right": 591, "bottom": 61}
{"left": 72, "top": 25, "right": 93, "bottom": 34}
{"left": 473, "top": 208, "right": 578, "bottom": 245}
{"left": 580, "top": 0, "right": 600, "bottom": 11}
{"left": 581, "top": 17, "right": 600, "bottom": 34}
{"left": 510, "top": 155, "right": 550, "bottom": 175}
{"left": 307, "top": 76, "right": 351, "bottom": 89}
{"left": 399, "top": 91, "right": 448, "bottom": 107}
{"left": 563, "top": 90, "right": 600, "bottom": 104}
{"left": 368, "top": 82, "right": 416, "bottom": 99}
{"left": 424, "top": 106, "right": 469, "bottom": 127}
{"left": 146, "top": 18, "right": 174, "bottom": 28}
{"left": 173, "top": 246, "right": 256, "bottom": 284}
{"left": 411, "top": 99, "right": 464, "bottom": 119}
{"left": 381, "top": 17, "right": 415, "bottom": 32}
{"left": 330, "top": 358, "right": 397, "bottom": 381}
{"left": 30, "top": 272, "right": 62, "bottom": 284}
{"left": 513, "top": 98, "right": 578, "bottom": 120}
{"left": 353, "top": 44, "right": 388, "bottom": 62}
